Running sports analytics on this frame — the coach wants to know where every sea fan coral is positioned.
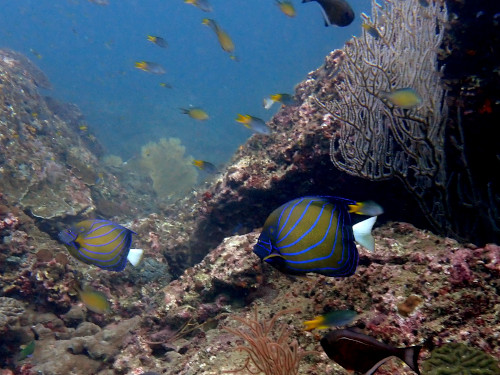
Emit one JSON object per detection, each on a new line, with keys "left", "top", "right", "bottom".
{"left": 135, "top": 138, "right": 198, "bottom": 202}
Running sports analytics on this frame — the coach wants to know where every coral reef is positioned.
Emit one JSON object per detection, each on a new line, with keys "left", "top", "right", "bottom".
{"left": 0, "top": 0, "right": 499, "bottom": 373}
{"left": 422, "top": 343, "right": 500, "bottom": 375}
{"left": 315, "top": 0, "right": 449, "bottom": 235}
{"left": 0, "top": 297, "right": 25, "bottom": 331}
{"left": 223, "top": 307, "right": 318, "bottom": 375}
{"left": 93, "top": 223, "right": 500, "bottom": 374}
{"left": 0, "top": 48, "right": 180, "bottom": 225}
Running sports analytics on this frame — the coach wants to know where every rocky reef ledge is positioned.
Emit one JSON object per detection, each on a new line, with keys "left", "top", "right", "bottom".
{"left": 2, "top": 220, "right": 498, "bottom": 374}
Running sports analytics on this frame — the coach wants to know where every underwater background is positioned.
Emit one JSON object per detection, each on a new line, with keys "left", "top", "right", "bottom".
{"left": 0, "top": 0, "right": 368, "bottom": 164}
{"left": 0, "top": 0, "right": 499, "bottom": 374}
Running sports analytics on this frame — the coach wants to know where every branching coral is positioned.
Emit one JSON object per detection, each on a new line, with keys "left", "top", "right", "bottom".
{"left": 314, "top": 0, "right": 452, "bottom": 235}
{"left": 224, "top": 307, "right": 318, "bottom": 375}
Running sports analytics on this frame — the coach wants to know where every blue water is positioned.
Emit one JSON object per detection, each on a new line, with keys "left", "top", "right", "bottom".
{"left": 0, "top": 0, "right": 369, "bottom": 166}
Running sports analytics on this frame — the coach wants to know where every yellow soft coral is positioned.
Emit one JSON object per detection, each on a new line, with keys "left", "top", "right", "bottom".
{"left": 137, "top": 137, "right": 198, "bottom": 202}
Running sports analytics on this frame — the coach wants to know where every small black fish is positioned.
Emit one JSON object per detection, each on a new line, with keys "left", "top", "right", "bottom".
{"left": 302, "top": 0, "right": 355, "bottom": 27}
{"left": 321, "top": 329, "right": 421, "bottom": 375}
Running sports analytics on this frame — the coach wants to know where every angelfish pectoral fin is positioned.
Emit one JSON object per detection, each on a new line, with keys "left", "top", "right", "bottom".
{"left": 353, "top": 216, "right": 377, "bottom": 252}
{"left": 127, "top": 248, "right": 144, "bottom": 266}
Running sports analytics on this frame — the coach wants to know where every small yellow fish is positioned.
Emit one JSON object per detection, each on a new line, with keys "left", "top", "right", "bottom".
{"left": 235, "top": 114, "right": 271, "bottom": 134}
{"left": 347, "top": 200, "right": 383, "bottom": 216}
{"left": 159, "top": 82, "right": 173, "bottom": 89}
{"left": 380, "top": 88, "right": 422, "bottom": 109}
{"left": 147, "top": 35, "right": 168, "bottom": 48}
{"left": 263, "top": 93, "right": 297, "bottom": 109}
{"left": 134, "top": 61, "right": 166, "bottom": 74}
{"left": 76, "top": 284, "right": 111, "bottom": 314}
{"left": 181, "top": 107, "right": 209, "bottom": 121}
{"left": 276, "top": 0, "right": 296, "bottom": 17}
{"left": 192, "top": 159, "right": 218, "bottom": 174}
{"left": 361, "top": 23, "right": 380, "bottom": 39}
{"left": 202, "top": 18, "right": 236, "bottom": 59}
{"left": 79, "top": 124, "right": 88, "bottom": 132}
{"left": 303, "top": 310, "right": 357, "bottom": 331}
{"left": 185, "top": 0, "right": 213, "bottom": 12}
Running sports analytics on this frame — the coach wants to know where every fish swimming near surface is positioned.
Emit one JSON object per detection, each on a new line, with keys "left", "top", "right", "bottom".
{"left": 74, "top": 284, "right": 111, "bottom": 314}
{"left": 181, "top": 107, "right": 209, "bottom": 121}
{"left": 303, "top": 310, "right": 357, "bottom": 331}
{"left": 276, "top": 0, "right": 296, "bottom": 17}
{"left": 253, "top": 196, "right": 383, "bottom": 277}
{"left": 263, "top": 93, "right": 297, "bottom": 109}
{"left": 58, "top": 219, "right": 144, "bottom": 271}
{"left": 135, "top": 61, "right": 166, "bottom": 74}
{"left": 380, "top": 88, "right": 422, "bottom": 109}
{"left": 302, "top": 0, "right": 355, "bottom": 27}
{"left": 29, "top": 48, "right": 42, "bottom": 59}
{"left": 193, "top": 159, "right": 218, "bottom": 174}
{"left": 202, "top": 18, "right": 237, "bottom": 59}
{"left": 235, "top": 114, "right": 271, "bottom": 135}
{"left": 185, "top": 0, "right": 213, "bottom": 12}
{"left": 320, "top": 328, "right": 422, "bottom": 375}
{"left": 147, "top": 35, "right": 168, "bottom": 48}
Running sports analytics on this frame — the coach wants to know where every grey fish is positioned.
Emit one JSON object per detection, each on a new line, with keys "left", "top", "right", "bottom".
{"left": 321, "top": 329, "right": 421, "bottom": 375}
{"left": 302, "top": 0, "right": 355, "bottom": 27}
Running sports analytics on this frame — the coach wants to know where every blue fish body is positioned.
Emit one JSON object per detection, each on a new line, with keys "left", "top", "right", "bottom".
{"left": 254, "top": 196, "right": 360, "bottom": 277}
{"left": 58, "top": 219, "right": 136, "bottom": 271}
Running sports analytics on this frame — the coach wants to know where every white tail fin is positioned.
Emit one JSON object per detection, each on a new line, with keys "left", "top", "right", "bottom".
{"left": 127, "top": 248, "right": 144, "bottom": 266}
{"left": 263, "top": 97, "right": 275, "bottom": 109}
{"left": 352, "top": 216, "right": 377, "bottom": 252}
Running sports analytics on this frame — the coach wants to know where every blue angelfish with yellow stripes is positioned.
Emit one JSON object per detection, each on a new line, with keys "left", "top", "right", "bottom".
{"left": 253, "top": 196, "right": 383, "bottom": 277}
{"left": 58, "top": 219, "right": 144, "bottom": 272}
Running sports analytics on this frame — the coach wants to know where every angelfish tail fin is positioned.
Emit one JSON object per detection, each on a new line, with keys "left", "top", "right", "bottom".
{"left": 352, "top": 216, "right": 377, "bottom": 252}
{"left": 127, "top": 248, "right": 144, "bottom": 266}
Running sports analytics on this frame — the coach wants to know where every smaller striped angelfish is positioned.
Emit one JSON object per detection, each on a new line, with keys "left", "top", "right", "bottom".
{"left": 58, "top": 219, "right": 144, "bottom": 272}
{"left": 253, "top": 196, "right": 383, "bottom": 277}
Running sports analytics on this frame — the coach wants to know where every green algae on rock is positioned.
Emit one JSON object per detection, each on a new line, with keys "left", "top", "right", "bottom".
{"left": 422, "top": 343, "right": 500, "bottom": 375}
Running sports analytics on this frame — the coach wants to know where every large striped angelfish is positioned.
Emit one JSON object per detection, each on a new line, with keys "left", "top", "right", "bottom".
{"left": 58, "top": 219, "right": 143, "bottom": 272}
{"left": 253, "top": 196, "right": 383, "bottom": 277}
